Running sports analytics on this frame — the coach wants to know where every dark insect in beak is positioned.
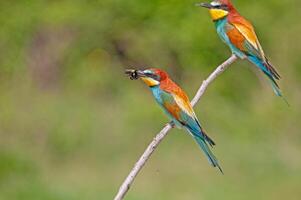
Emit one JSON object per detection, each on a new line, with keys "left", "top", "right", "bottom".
{"left": 125, "top": 69, "right": 140, "bottom": 80}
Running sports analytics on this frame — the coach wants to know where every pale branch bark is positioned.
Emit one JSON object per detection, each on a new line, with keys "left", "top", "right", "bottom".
{"left": 114, "top": 54, "right": 238, "bottom": 200}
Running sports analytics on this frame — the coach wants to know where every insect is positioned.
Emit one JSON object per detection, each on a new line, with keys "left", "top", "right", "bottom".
{"left": 125, "top": 69, "right": 139, "bottom": 80}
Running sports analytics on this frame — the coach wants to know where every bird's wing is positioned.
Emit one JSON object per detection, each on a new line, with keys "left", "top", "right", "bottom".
{"left": 160, "top": 90, "right": 216, "bottom": 146}
{"left": 227, "top": 17, "right": 281, "bottom": 79}
{"left": 159, "top": 90, "right": 196, "bottom": 124}
{"left": 160, "top": 79, "right": 196, "bottom": 122}
{"left": 172, "top": 92, "right": 196, "bottom": 119}
{"left": 171, "top": 93, "right": 204, "bottom": 134}
{"left": 226, "top": 15, "right": 264, "bottom": 58}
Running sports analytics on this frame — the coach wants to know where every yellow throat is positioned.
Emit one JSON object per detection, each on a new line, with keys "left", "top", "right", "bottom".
{"left": 141, "top": 77, "right": 160, "bottom": 87}
{"left": 209, "top": 9, "right": 229, "bottom": 21}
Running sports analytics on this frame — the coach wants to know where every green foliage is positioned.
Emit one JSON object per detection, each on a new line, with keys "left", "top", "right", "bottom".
{"left": 0, "top": 0, "right": 301, "bottom": 199}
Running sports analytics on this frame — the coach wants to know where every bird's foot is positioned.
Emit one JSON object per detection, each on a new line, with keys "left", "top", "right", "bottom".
{"left": 169, "top": 121, "right": 176, "bottom": 128}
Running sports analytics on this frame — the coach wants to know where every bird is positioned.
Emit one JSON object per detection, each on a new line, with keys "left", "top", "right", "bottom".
{"left": 126, "top": 68, "right": 223, "bottom": 173}
{"left": 197, "top": 0, "right": 287, "bottom": 102}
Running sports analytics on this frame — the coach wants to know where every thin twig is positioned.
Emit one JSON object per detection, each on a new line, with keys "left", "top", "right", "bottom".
{"left": 114, "top": 54, "right": 238, "bottom": 200}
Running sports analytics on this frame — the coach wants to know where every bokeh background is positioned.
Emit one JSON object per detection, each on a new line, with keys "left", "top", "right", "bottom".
{"left": 0, "top": 0, "right": 301, "bottom": 199}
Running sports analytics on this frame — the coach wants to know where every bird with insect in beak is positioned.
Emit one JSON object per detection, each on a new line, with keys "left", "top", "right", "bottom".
{"left": 126, "top": 68, "right": 223, "bottom": 173}
{"left": 197, "top": 0, "right": 288, "bottom": 103}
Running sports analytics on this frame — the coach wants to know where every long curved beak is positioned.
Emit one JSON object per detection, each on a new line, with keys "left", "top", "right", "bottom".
{"left": 125, "top": 69, "right": 146, "bottom": 80}
{"left": 195, "top": 2, "right": 213, "bottom": 9}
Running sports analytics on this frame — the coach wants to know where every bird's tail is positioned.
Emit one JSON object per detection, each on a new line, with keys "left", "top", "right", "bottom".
{"left": 247, "top": 55, "right": 289, "bottom": 104}
{"left": 193, "top": 135, "right": 223, "bottom": 174}
{"left": 269, "top": 79, "right": 290, "bottom": 106}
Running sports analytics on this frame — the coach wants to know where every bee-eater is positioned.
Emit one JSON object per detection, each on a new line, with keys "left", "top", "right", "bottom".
{"left": 126, "top": 68, "right": 222, "bottom": 173}
{"left": 197, "top": 0, "right": 284, "bottom": 98}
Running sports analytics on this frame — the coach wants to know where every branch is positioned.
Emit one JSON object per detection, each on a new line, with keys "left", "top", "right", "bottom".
{"left": 114, "top": 54, "right": 238, "bottom": 200}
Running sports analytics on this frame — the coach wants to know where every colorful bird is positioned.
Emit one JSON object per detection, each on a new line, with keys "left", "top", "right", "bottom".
{"left": 126, "top": 68, "right": 223, "bottom": 173}
{"left": 197, "top": 0, "right": 285, "bottom": 99}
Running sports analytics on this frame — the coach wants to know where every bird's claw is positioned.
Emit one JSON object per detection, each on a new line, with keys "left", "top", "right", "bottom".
{"left": 169, "top": 121, "right": 176, "bottom": 128}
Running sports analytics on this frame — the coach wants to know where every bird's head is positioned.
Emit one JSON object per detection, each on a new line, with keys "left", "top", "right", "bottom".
{"left": 125, "top": 68, "right": 168, "bottom": 87}
{"left": 196, "top": 0, "right": 234, "bottom": 21}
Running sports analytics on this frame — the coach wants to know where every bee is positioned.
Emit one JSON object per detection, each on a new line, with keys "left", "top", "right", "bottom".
{"left": 125, "top": 69, "right": 139, "bottom": 80}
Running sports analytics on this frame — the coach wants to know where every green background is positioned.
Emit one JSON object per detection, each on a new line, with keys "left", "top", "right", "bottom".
{"left": 0, "top": 0, "right": 300, "bottom": 199}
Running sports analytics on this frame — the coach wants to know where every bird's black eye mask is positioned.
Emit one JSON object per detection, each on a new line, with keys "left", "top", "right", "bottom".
{"left": 144, "top": 72, "right": 160, "bottom": 81}
{"left": 213, "top": 4, "right": 228, "bottom": 10}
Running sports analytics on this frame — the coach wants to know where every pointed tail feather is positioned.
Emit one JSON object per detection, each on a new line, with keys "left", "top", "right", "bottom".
{"left": 247, "top": 55, "right": 279, "bottom": 81}
{"left": 194, "top": 121, "right": 216, "bottom": 147}
{"left": 265, "top": 57, "right": 281, "bottom": 80}
{"left": 193, "top": 136, "right": 223, "bottom": 174}
{"left": 269, "top": 79, "right": 290, "bottom": 106}
{"left": 247, "top": 55, "right": 286, "bottom": 98}
{"left": 269, "top": 78, "right": 282, "bottom": 97}
{"left": 204, "top": 134, "right": 215, "bottom": 147}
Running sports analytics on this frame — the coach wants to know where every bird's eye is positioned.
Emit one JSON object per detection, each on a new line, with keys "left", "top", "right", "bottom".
{"left": 215, "top": 4, "right": 228, "bottom": 10}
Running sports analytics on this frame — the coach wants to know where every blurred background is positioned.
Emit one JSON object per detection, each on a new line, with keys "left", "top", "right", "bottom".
{"left": 0, "top": 0, "right": 300, "bottom": 199}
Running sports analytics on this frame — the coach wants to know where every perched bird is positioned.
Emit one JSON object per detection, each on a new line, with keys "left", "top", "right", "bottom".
{"left": 126, "top": 68, "right": 222, "bottom": 173}
{"left": 197, "top": 0, "right": 286, "bottom": 100}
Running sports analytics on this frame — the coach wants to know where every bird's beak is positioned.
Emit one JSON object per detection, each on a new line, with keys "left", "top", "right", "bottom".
{"left": 136, "top": 70, "right": 146, "bottom": 77}
{"left": 125, "top": 69, "right": 146, "bottom": 80}
{"left": 195, "top": 2, "right": 213, "bottom": 9}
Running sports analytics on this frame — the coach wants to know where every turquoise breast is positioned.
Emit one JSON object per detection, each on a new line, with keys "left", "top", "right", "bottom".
{"left": 214, "top": 18, "right": 245, "bottom": 59}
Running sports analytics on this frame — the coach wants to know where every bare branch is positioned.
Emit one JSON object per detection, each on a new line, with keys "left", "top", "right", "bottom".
{"left": 114, "top": 54, "right": 238, "bottom": 200}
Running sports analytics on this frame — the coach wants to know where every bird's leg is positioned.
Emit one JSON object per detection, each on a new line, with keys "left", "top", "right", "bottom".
{"left": 169, "top": 121, "right": 176, "bottom": 128}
